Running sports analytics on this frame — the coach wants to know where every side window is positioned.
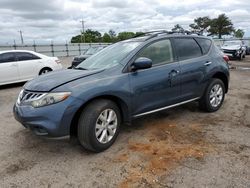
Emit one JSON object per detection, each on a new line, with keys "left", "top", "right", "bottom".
{"left": 174, "top": 38, "right": 202, "bottom": 61}
{"left": 0, "top": 53, "right": 15, "bottom": 63}
{"left": 195, "top": 38, "right": 212, "bottom": 54}
{"left": 16, "top": 52, "right": 40, "bottom": 61}
{"left": 136, "top": 39, "right": 173, "bottom": 66}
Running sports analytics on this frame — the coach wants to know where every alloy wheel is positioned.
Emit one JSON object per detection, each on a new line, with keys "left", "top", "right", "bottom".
{"left": 41, "top": 69, "right": 50, "bottom": 75}
{"left": 209, "top": 84, "right": 223, "bottom": 108}
{"left": 95, "top": 109, "right": 117, "bottom": 144}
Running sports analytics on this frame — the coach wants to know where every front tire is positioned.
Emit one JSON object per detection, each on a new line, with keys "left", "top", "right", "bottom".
{"left": 199, "top": 79, "right": 225, "bottom": 112}
{"left": 77, "top": 99, "right": 121, "bottom": 152}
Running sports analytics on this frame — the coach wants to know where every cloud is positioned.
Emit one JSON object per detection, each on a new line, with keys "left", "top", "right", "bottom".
{"left": 91, "top": 0, "right": 132, "bottom": 9}
{"left": 0, "top": 0, "right": 249, "bottom": 44}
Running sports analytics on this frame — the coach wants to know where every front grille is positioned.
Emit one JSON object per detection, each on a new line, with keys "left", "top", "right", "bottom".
{"left": 223, "top": 49, "right": 236, "bottom": 54}
{"left": 17, "top": 90, "right": 46, "bottom": 104}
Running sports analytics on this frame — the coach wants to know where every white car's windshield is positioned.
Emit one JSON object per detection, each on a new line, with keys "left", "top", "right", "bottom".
{"left": 85, "top": 47, "right": 98, "bottom": 55}
{"left": 223, "top": 41, "right": 242, "bottom": 46}
{"left": 76, "top": 42, "right": 141, "bottom": 70}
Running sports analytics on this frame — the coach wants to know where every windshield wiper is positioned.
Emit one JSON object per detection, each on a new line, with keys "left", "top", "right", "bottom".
{"left": 73, "top": 67, "right": 88, "bottom": 70}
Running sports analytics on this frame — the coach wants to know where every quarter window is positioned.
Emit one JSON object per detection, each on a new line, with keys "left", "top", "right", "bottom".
{"left": 195, "top": 38, "right": 212, "bottom": 54}
{"left": 174, "top": 38, "right": 202, "bottom": 61}
{"left": 136, "top": 39, "right": 173, "bottom": 66}
{"left": 0, "top": 53, "right": 15, "bottom": 63}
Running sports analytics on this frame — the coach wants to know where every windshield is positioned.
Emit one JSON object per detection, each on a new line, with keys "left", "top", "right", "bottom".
{"left": 223, "top": 41, "right": 242, "bottom": 46}
{"left": 76, "top": 42, "right": 141, "bottom": 70}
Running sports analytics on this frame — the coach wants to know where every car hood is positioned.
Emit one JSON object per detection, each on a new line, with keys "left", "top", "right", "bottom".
{"left": 24, "top": 69, "right": 104, "bottom": 92}
{"left": 221, "top": 45, "right": 241, "bottom": 50}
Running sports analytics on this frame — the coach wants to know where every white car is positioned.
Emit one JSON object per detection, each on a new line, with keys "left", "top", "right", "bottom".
{"left": 221, "top": 40, "right": 246, "bottom": 60}
{"left": 0, "top": 50, "right": 63, "bottom": 86}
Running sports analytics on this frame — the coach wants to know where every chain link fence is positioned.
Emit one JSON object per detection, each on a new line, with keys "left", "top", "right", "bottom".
{"left": 1, "top": 39, "right": 250, "bottom": 57}
{"left": 0, "top": 43, "right": 109, "bottom": 57}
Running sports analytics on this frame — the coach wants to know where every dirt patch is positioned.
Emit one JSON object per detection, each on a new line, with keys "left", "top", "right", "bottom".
{"left": 244, "top": 94, "right": 250, "bottom": 100}
{"left": 1, "top": 159, "right": 36, "bottom": 177}
{"left": 114, "top": 153, "right": 129, "bottom": 163}
{"left": 118, "top": 121, "right": 214, "bottom": 188}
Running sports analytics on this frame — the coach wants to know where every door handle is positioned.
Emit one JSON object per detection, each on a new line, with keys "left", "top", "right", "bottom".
{"left": 169, "top": 69, "right": 180, "bottom": 77}
{"left": 204, "top": 61, "right": 212, "bottom": 66}
{"left": 169, "top": 69, "right": 180, "bottom": 87}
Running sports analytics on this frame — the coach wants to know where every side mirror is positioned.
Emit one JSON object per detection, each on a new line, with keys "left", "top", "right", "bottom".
{"left": 131, "top": 57, "right": 152, "bottom": 71}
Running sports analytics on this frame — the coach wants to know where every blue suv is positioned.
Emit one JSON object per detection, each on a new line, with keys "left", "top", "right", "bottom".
{"left": 14, "top": 31, "right": 230, "bottom": 152}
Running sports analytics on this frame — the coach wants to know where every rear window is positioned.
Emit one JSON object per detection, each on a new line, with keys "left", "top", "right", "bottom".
{"left": 174, "top": 38, "right": 202, "bottom": 61}
{"left": 195, "top": 38, "right": 212, "bottom": 54}
{"left": 16, "top": 52, "right": 40, "bottom": 61}
{"left": 0, "top": 52, "right": 15, "bottom": 63}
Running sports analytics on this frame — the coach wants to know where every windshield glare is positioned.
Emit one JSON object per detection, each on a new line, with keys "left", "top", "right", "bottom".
{"left": 76, "top": 42, "right": 141, "bottom": 70}
{"left": 85, "top": 47, "right": 98, "bottom": 55}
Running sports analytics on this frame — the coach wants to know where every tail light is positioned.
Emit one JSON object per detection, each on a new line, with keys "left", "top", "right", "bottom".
{"left": 223, "top": 55, "right": 229, "bottom": 64}
{"left": 55, "top": 59, "right": 61, "bottom": 64}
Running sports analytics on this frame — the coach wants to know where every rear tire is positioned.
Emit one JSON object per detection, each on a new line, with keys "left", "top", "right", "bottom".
{"left": 39, "top": 68, "right": 52, "bottom": 75}
{"left": 199, "top": 79, "right": 225, "bottom": 112}
{"left": 77, "top": 99, "right": 121, "bottom": 152}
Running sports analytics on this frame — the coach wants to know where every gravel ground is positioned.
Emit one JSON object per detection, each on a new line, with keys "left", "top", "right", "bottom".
{"left": 0, "top": 56, "right": 249, "bottom": 188}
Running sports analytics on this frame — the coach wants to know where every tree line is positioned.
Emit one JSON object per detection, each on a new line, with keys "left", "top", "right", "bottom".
{"left": 71, "top": 13, "right": 245, "bottom": 43}
{"left": 71, "top": 30, "right": 144, "bottom": 43}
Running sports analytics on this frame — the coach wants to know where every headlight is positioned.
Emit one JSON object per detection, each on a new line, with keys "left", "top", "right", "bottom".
{"left": 31, "top": 92, "right": 71, "bottom": 108}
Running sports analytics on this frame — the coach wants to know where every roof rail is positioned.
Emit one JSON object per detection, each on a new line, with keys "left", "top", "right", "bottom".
{"left": 133, "top": 30, "right": 203, "bottom": 40}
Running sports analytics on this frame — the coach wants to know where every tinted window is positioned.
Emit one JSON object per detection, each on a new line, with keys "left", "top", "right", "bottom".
{"left": 16, "top": 52, "right": 40, "bottom": 61}
{"left": 195, "top": 38, "right": 212, "bottom": 54}
{"left": 0, "top": 53, "right": 15, "bottom": 63}
{"left": 174, "top": 38, "right": 202, "bottom": 61}
{"left": 136, "top": 39, "right": 173, "bottom": 66}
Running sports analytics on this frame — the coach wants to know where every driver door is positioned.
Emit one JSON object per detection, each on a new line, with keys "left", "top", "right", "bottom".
{"left": 129, "top": 39, "right": 181, "bottom": 116}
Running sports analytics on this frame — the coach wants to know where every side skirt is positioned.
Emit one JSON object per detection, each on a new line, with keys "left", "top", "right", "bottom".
{"left": 133, "top": 97, "right": 200, "bottom": 118}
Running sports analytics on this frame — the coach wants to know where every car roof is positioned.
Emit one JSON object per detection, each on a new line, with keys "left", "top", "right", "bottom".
{"left": 0, "top": 50, "right": 38, "bottom": 54}
{"left": 122, "top": 32, "right": 211, "bottom": 43}
{"left": 0, "top": 50, "right": 49, "bottom": 58}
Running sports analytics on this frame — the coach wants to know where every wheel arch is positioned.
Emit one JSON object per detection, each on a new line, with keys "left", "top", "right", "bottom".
{"left": 39, "top": 67, "right": 53, "bottom": 75}
{"left": 212, "top": 72, "right": 229, "bottom": 93}
{"left": 70, "top": 95, "right": 130, "bottom": 137}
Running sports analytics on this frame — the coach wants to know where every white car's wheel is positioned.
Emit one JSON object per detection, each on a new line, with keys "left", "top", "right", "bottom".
{"left": 39, "top": 68, "right": 52, "bottom": 75}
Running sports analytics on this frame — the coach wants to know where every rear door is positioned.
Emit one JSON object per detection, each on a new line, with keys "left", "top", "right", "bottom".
{"left": 173, "top": 37, "right": 212, "bottom": 100}
{"left": 0, "top": 52, "right": 19, "bottom": 85}
{"left": 16, "top": 52, "right": 42, "bottom": 80}
{"left": 129, "top": 39, "right": 182, "bottom": 116}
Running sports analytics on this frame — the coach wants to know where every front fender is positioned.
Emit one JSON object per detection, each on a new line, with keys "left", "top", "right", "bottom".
{"left": 54, "top": 73, "right": 132, "bottom": 122}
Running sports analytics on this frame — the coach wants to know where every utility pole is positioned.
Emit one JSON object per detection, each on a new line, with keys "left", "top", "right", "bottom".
{"left": 80, "top": 29, "right": 83, "bottom": 43}
{"left": 80, "top": 19, "right": 85, "bottom": 43}
{"left": 19, "top": 30, "right": 24, "bottom": 45}
{"left": 13, "top": 39, "right": 17, "bottom": 49}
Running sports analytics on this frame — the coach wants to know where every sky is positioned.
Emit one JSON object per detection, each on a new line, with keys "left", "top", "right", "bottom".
{"left": 0, "top": 0, "right": 250, "bottom": 45}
